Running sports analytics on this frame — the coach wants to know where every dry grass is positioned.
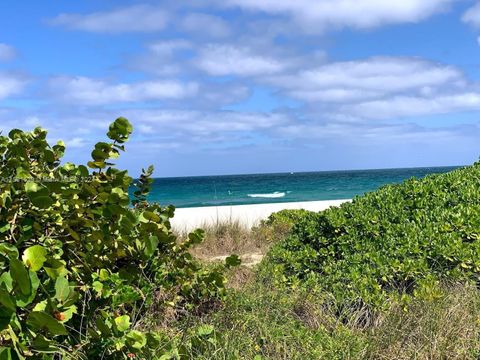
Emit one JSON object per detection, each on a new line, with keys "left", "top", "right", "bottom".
{"left": 178, "top": 219, "right": 287, "bottom": 262}
{"left": 365, "top": 282, "right": 480, "bottom": 360}
{"left": 175, "top": 219, "right": 480, "bottom": 359}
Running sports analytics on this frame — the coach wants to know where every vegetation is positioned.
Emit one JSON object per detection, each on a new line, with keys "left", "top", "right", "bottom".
{"left": 0, "top": 119, "right": 237, "bottom": 359}
{"left": 2, "top": 118, "right": 480, "bottom": 359}
{"left": 168, "top": 277, "right": 480, "bottom": 359}
{"left": 264, "top": 164, "right": 480, "bottom": 309}
{"left": 169, "top": 211, "right": 480, "bottom": 359}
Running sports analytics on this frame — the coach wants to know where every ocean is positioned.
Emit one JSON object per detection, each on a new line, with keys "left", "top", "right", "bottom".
{"left": 143, "top": 166, "right": 460, "bottom": 208}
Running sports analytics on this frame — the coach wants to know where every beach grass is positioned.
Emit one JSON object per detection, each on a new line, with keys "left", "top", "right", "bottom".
{"left": 177, "top": 218, "right": 288, "bottom": 265}
{"left": 164, "top": 219, "right": 480, "bottom": 359}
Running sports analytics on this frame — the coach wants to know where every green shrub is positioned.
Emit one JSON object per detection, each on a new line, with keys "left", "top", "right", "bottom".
{"left": 0, "top": 118, "right": 232, "bottom": 359}
{"left": 264, "top": 164, "right": 480, "bottom": 309}
{"left": 263, "top": 209, "right": 313, "bottom": 228}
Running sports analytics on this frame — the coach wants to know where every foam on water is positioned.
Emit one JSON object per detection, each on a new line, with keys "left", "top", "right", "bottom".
{"left": 247, "top": 191, "right": 286, "bottom": 198}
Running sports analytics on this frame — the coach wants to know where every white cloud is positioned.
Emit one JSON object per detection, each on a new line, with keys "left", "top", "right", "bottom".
{"left": 269, "top": 57, "right": 463, "bottom": 103}
{"left": 0, "top": 73, "right": 27, "bottom": 99}
{"left": 126, "top": 109, "right": 290, "bottom": 135}
{"left": 347, "top": 92, "right": 480, "bottom": 119}
{"left": 462, "top": 2, "right": 480, "bottom": 27}
{"left": 24, "top": 116, "right": 41, "bottom": 127}
{"left": 49, "top": 5, "right": 168, "bottom": 33}
{"left": 0, "top": 44, "right": 16, "bottom": 61}
{"left": 148, "top": 40, "right": 192, "bottom": 55}
{"left": 66, "top": 137, "right": 88, "bottom": 148}
{"left": 49, "top": 76, "right": 199, "bottom": 105}
{"left": 181, "top": 13, "right": 231, "bottom": 37}
{"left": 225, "top": 0, "right": 454, "bottom": 32}
{"left": 196, "top": 44, "right": 288, "bottom": 76}
{"left": 133, "top": 40, "right": 193, "bottom": 76}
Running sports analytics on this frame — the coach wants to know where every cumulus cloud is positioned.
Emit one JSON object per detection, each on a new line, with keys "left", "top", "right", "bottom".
{"left": 346, "top": 92, "right": 480, "bottom": 119}
{"left": 268, "top": 57, "right": 464, "bottom": 103}
{"left": 49, "top": 5, "right": 168, "bottom": 33}
{"left": 49, "top": 76, "right": 198, "bottom": 105}
{"left": 196, "top": 44, "right": 288, "bottom": 76}
{"left": 66, "top": 137, "right": 88, "bottom": 148}
{"left": 132, "top": 40, "right": 193, "bottom": 75}
{"left": 0, "top": 73, "right": 27, "bottom": 99}
{"left": 181, "top": 13, "right": 231, "bottom": 37}
{"left": 0, "top": 44, "right": 16, "bottom": 61}
{"left": 462, "top": 2, "right": 480, "bottom": 27}
{"left": 225, "top": 0, "right": 454, "bottom": 32}
{"left": 148, "top": 40, "right": 192, "bottom": 56}
{"left": 126, "top": 109, "right": 290, "bottom": 135}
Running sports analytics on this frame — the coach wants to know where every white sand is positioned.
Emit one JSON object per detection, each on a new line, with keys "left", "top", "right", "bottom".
{"left": 171, "top": 199, "right": 350, "bottom": 232}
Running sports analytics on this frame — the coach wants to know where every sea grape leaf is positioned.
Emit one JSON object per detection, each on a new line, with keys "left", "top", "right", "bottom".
{"left": 114, "top": 315, "right": 131, "bottom": 332}
{"left": 126, "top": 330, "right": 147, "bottom": 350}
{"left": 54, "top": 276, "right": 70, "bottom": 302}
{"left": 0, "top": 306, "right": 13, "bottom": 332}
{"left": 22, "top": 245, "right": 47, "bottom": 272}
{"left": 0, "top": 244, "right": 18, "bottom": 259}
{"left": 144, "top": 236, "right": 159, "bottom": 257}
{"left": 27, "top": 312, "right": 67, "bottom": 336}
{"left": 10, "top": 259, "right": 31, "bottom": 295}
{"left": 17, "top": 271, "right": 40, "bottom": 307}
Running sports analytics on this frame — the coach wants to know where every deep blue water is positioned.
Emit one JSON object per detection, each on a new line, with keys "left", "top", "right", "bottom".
{"left": 144, "top": 166, "right": 460, "bottom": 208}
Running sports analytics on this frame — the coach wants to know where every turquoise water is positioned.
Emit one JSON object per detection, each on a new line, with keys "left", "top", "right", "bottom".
{"left": 145, "top": 166, "right": 459, "bottom": 208}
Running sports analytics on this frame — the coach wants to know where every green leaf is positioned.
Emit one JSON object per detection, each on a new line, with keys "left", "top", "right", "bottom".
{"left": 188, "top": 229, "right": 204, "bottom": 245}
{"left": 107, "top": 117, "right": 133, "bottom": 143}
{"left": 225, "top": 254, "right": 241, "bottom": 268}
{"left": 96, "top": 317, "right": 111, "bottom": 337}
{"left": 0, "top": 272, "right": 12, "bottom": 292}
{"left": 99, "top": 269, "right": 110, "bottom": 281}
{"left": 91, "top": 148, "right": 109, "bottom": 161}
{"left": 142, "top": 211, "right": 160, "bottom": 222}
{"left": 25, "top": 182, "right": 54, "bottom": 209}
{"left": 92, "top": 281, "right": 103, "bottom": 295}
{"left": 0, "top": 347, "right": 13, "bottom": 360}
{"left": 22, "top": 245, "right": 47, "bottom": 272}
{"left": 196, "top": 324, "right": 214, "bottom": 337}
{"left": 0, "top": 307, "right": 13, "bottom": 332}
{"left": 114, "top": 315, "right": 131, "bottom": 332}
{"left": 126, "top": 330, "right": 147, "bottom": 350}
{"left": 25, "top": 181, "right": 40, "bottom": 194}
{"left": 10, "top": 259, "right": 31, "bottom": 295}
{"left": 27, "top": 312, "right": 67, "bottom": 336}
{"left": 54, "top": 276, "right": 70, "bottom": 302}
{"left": 44, "top": 259, "right": 67, "bottom": 280}
{"left": 60, "top": 305, "right": 77, "bottom": 323}
{"left": 87, "top": 160, "right": 106, "bottom": 169}
{"left": 0, "top": 289, "right": 16, "bottom": 312}
{"left": 31, "top": 196, "right": 54, "bottom": 209}
{"left": 144, "top": 235, "right": 159, "bottom": 257}
{"left": 17, "top": 271, "right": 40, "bottom": 307}
{"left": 0, "top": 244, "right": 18, "bottom": 259}
{"left": 31, "top": 334, "right": 57, "bottom": 352}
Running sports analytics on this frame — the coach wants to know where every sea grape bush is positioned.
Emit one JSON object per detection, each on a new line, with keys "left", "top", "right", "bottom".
{"left": 264, "top": 164, "right": 480, "bottom": 309}
{"left": 0, "top": 118, "right": 231, "bottom": 359}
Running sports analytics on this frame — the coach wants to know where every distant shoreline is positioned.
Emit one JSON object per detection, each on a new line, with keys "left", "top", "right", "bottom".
{"left": 171, "top": 199, "right": 351, "bottom": 232}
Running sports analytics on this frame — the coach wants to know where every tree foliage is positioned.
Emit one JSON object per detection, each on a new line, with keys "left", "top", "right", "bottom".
{"left": 0, "top": 118, "right": 229, "bottom": 359}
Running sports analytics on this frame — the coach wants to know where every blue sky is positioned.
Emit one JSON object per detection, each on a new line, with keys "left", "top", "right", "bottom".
{"left": 2, "top": 0, "right": 480, "bottom": 176}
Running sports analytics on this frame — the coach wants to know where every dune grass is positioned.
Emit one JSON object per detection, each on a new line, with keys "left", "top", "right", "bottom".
{"left": 165, "top": 219, "right": 480, "bottom": 359}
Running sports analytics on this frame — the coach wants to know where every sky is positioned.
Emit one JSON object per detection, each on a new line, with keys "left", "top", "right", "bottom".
{"left": 1, "top": 0, "right": 480, "bottom": 177}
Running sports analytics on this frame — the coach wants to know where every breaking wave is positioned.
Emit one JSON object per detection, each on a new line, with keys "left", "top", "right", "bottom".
{"left": 247, "top": 191, "right": 286, "bottom": 198}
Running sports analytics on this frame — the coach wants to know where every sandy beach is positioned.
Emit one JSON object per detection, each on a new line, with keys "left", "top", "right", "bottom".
{"left": 171, "top": 199, "right": 350, "bottom": 231}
